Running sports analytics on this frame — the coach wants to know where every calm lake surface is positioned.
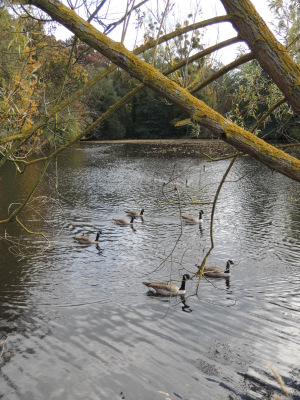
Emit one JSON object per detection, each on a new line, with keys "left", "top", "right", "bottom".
{"left": 0, "top": 141, "right": 299, "bottom": 399}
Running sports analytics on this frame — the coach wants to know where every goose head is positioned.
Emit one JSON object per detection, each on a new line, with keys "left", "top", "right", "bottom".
{"left": 95, "top": 230, "right": 102, "bottom": 241}
{"left": 178, "top": 273, "right": 191, "bottom": 293}
{"left": 226, "top": 259, "right": 234, "bottom": 271}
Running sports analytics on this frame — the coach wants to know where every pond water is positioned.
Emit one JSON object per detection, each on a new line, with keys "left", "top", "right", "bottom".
{"left": 0, "top": 142, "right": 300, "bottom": 399}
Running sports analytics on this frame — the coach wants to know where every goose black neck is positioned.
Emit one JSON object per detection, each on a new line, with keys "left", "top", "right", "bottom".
{"left": 96, "top": 232, "right": 100, "bottom": 241}
{"left": 179, "top": 280, "right": 186, "bottom": 291}
{"left": 179, "top": 275, "right": 189, "bottom": 290}
{"left": 225, "top": 261, "right": 231, "bottom": 271}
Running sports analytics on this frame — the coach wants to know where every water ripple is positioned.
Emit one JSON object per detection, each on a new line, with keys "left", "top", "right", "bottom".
{"left": 1, "top": 144, "right": 300, "bottom": 399}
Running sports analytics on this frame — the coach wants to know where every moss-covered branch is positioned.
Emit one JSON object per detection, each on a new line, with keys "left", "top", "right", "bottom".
{"left": 13, "top": 39, "right": 229, "bottom": 168}
{"left": 190, "top": 52, "right": 254, "bottom": 94}
{"left": 11, "top": 0, "right": 300, "bottom": 182}
{"left": 165, "top": 37, "right": 241, "bottom": 76}
{"left": 221, "top": 0, "right": 300, "bottom": 115}
{"left": 0, "top": 65, "right": 115, "bottom": 167}
{"left": 135, "top": 15, "right": 235, "bottom": 54}
{"left": 250, "top": 97, "right": 286, "bottom": 133}
{"left": 1, "top": 13, "right": 233, "bottom": 157}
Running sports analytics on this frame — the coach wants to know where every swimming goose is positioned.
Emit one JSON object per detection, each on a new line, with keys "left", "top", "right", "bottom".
{"left": 113, "top": 216, "right": 136, "bottom": 226}
{"left": 182, "top": 210, "right": 204, "bottom": 223}
{"left": 143, "top": 274, "right": 190, "bottom": 296}
{"left": 73, "top": 230, "right": 102, "bottom": 244}
{"left": 126, "top": 208, "right": 144, "bottom": 217}
{"left": 199, "top": 259, "right": 234, "bottom": 278}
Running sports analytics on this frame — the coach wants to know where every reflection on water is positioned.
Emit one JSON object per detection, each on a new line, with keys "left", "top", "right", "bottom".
{"left": 0, "top": 142, "right": 300, "bottom": 399}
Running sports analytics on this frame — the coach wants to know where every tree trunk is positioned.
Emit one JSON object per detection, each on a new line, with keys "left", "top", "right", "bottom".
{"left": 16, "top": 0, "right": 300, "bottom": 182}
{"left": 221, "top": 0, "right": 300, "bottom": 115}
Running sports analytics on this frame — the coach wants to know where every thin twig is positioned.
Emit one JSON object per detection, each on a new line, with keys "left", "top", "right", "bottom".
{"left": 195, "top": 155, "right": 238, "bottom": 291}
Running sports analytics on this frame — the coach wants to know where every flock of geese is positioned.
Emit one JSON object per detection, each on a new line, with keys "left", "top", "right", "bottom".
{"left": 73, "top": 208, "right": 144, "bottom": 244}
{"left": 73, "top": 208, "right": 234, "bottom": 296}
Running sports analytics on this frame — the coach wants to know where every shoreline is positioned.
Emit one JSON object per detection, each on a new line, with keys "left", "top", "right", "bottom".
{"left": 80, "top": 138, "right": 225, "bottom": 145}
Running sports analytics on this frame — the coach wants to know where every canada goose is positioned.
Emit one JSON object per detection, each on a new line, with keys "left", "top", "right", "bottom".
{"left": 182, "top": 210, "right": 204, "bottom": 223}
{"left": 143, "top": 274, "right": 190, "bottom": 296}
{"left": 113, "top": 216, "right": 136, "bottom": 226}
{"left": 73, "top": 230, "right": 102, "bottom": 244}
{"left": 199, "top": 259, "right": 234, "bottom": 278}
{"left": 126, "top": 208, "right": 144, "bottom": 217}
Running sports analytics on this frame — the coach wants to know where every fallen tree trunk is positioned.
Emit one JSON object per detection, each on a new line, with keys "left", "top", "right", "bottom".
{"left": 14, "top": 0, "right": 300, "bottom": 181}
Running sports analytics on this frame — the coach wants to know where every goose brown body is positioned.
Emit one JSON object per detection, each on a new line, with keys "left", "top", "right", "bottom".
{"left": 126, "top": 208, "right": 144, "bottom": 217}
{"left": 182, "top": 210, "right": 204, "bottom": 223}
{"left": 200, "top": 260, "right": 234, "bottom": 278}
{"left": 143, "top": 274, "right": 190, "bottom": 296}
{"left": 73, "top": 230, "right": 102, "bottom": 244}
{"left": 113, "top": 216, "right": 136, "bottom": 225}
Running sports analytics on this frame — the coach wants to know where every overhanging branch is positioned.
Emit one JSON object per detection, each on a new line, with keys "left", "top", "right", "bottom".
{"left": 11, "top": 0, "right": 300, "bottom": 182}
